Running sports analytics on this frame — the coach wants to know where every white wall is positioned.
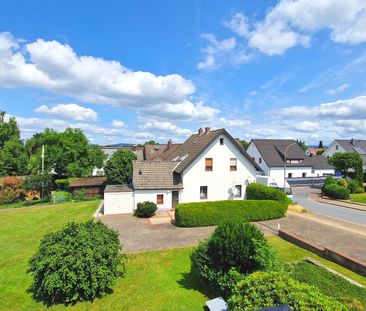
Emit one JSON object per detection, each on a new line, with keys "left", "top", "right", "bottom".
{"left": 247, "top": 142, "right": 270, "bottom": 175}
{"left": 180, "top": 134, "right": 258, "bottom": 204}
{"left": 134, "top": 189, "right": 174, "bottom": 211}
{"left": 269, "top": 167, "right": 334, "bottom": 179}
{"left": 323, "top": 141, "right": 346, "bottom": 158}
{"left": 104, "top": 192, "right": 134, "bottom": 214}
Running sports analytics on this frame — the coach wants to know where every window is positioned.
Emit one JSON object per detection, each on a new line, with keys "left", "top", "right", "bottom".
{"left": 336, "top": 145, "right": 339, "bottom": 150}
{"left": 288, "top": 173, "right": 293, "bottom": 178}
{"left": 157, "top": 194, "right": 164, "bottom": 205}
{"left": 205, "top": 158, "right": 213, "bottom": 171}
{"left": 220, "top": 138, "right": 224, "bottom": 145}
{"left": 259, "top": 157, "right": 262, "bottom": 164}
{"left": 234, "top": 185, "right": 242, "bottom": 198}
{"left": 302, "top": 172, "right": 307, "bottom": 178}
{"left": 230, "top": 158, "right": 237, "bottom": 171}
{"left": 200, "top": 186, "right": 208, "bottom": 199}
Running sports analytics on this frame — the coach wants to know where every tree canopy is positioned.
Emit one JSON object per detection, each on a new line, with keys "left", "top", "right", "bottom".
{"left": 0, "top": 111, "right": 28, "bottom": 177}
{"left": 27, "top": 128, "right": 105, "bottom": 177}
{"left": 296, "top": 139, "right": 307, "bottom": 152}
{"left": 104, "top": 149, "right": 137, "bottom": 184}
{"left": 329, "top": 152, "right": 363, "bottom": 185}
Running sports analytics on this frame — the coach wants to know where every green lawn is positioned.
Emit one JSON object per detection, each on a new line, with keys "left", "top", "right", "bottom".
{"left": 350, "top": 193, "right": 366, "bottom": 204}
{"left": 1, "top": 201, "right": 366, "bottom": 310}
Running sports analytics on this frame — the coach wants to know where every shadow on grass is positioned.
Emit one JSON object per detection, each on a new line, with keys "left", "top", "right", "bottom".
{"left": 27, "top": 286, "right": 114, "bottom": 307}
{"left": 178, "top": 269, "right": 218, "bottom": 299}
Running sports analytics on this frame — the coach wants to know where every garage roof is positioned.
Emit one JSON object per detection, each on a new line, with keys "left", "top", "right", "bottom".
{"left": 104, "top": 184, "right": 133, "bottom": 193}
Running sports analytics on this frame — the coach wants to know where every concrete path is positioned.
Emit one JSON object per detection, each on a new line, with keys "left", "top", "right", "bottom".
{"left": 259, "top": 211, "right": 366, "bottom": 262}
{"left": 98, "top": 213, "right": 215, "bottom": 253}
{"left": 292, "top": 187, "right": 366, "bottom": 226}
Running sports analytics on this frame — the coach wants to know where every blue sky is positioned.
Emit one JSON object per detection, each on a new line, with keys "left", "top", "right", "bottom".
{"left": 1, "top": 0, "right": 366, "bottom": 145}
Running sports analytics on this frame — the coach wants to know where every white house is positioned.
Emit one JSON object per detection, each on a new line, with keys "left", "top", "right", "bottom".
{"left": 323, "top": 139, "right": 366, "bottom": 172}
{"left": 246, "top": 139, "right": 335, "bottom": 188}
{"left": 103, "top": 128, "right": 262, "bottom": 214}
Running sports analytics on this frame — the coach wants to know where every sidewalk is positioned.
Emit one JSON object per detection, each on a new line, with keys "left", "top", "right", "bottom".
{"left": 258, "top": 211, "right": 366, "bottom": 262}
{"left": 309, "top": 192, "right": 366, "bottom": 212}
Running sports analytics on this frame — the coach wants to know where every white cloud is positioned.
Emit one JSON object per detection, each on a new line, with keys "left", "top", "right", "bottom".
{"left": 326, "top": 83, "right": 350, "bottom": 95}
{"left": 280, "top": 96, "right": 366, "bottom": 119}
{"left": 35, "top": 103, "right": 98, "bottom": 121}
{"left": 224, "top": 12, "right": 250, "bottom": 37}
{"left": 140, "top": 121, "right": 192, "bottom": 136}
{"left": 221, "top": 1, "right": 366, "bottom": 57}
{"left": 291, "top": 121, "right": 319, "bottom": 132}
{"left": 111, "top": 119, "right": 126, "bottom": 128}
{"left": 0, "top": 32, "right": 219, "bottom": 122}
{"left": 197, "top": 34, "right": 237, "bottom": 70}
{"left": 216, "top": 117, "right": 251, "bottom": 128}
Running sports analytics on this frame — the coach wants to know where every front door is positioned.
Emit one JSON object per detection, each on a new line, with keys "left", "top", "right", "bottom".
{"left": 172, "top": 191, "right": 179, "bottom": 208}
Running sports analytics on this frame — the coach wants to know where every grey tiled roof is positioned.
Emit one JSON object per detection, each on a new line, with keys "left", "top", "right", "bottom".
{"left": 167, "top": 129, "right": 262, "bottom": 174}
{"left": 335, "top": 139, "right": 366, "bottom": 154}
{"left": 132, "top": 160, "right": 183, "bottom": 190}
{"left": 143, "top": 144, "right": 181, "bottom": 160}
{"left": 252, "top": 139, "right": 333, "bottom": 169}
{"left": 104, "top": 184, "right": 133, "bottom": 193}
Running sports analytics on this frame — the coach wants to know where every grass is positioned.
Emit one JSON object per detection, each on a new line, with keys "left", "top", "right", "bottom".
{"left": 290, "top": 262, "right": 366, "bottom": 310}
{"left": 268, "top": 236, "right": 366, "bottom": 287}
{"left": 0, "top": 201, "right": 211, "bottom": 311}
{"left": 1, "top": 201, "right": 366, "bottom": 310}
{"left": 350, "top": 192, "right": 366, "bottom": 204}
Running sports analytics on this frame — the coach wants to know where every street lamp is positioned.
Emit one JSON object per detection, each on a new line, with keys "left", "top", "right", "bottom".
{"left": 283, "top": 142, "right": 298, "bottom": 195}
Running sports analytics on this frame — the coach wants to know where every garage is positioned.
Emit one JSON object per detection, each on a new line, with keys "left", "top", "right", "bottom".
{"left": 103, "top": 185, "right": 134, "bottom": 215}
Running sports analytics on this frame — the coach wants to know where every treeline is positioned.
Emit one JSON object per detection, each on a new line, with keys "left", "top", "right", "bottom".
{"left": 0, "top": 111, "right": 105, "bottom": 178}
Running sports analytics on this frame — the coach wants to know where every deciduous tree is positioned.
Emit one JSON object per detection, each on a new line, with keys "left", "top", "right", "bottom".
{"left": 104, "top": 149, "right": 137, "bottom": 184}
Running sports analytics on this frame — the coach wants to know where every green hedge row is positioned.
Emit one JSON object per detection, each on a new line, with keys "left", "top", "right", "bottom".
{"left": 175, "top": 200, "right": 287, "bottom": 227}
{"left": 323, "top": 184, "right": 350, "bottom": 199}
{"left": 246, "top": 183, "right": 288, "bottom": 205}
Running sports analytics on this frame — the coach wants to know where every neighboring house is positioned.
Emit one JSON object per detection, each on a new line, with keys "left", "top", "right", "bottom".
{"left": 323, "top": 139, "right": 366, "bottom": 172}
{"left": 103, "top": 127, "right": 262, "bottom": 214}
{"left": 69, "top": 177, "right": 107, "bottom": 198}
{"left": 92, "top": 145, "right": 144, "bottom": 176}
{"left": 305, "top": 147, "right": 325, "bottom": 156}
{"left": 247, "top": 139, "right": 335, "bottom": 188}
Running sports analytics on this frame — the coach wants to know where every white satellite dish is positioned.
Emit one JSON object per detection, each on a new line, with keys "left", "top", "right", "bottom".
{"left": 231, "top": 185, "right": 238, "bottom": 196}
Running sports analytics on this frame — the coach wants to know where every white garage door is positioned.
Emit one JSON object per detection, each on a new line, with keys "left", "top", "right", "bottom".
{"left": 104, "top": 192, "right": 134, "bottom": 215}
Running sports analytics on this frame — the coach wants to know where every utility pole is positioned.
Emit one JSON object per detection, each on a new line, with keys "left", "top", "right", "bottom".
{"left": 41, "top": 145, "right": 44, "bottom": 200}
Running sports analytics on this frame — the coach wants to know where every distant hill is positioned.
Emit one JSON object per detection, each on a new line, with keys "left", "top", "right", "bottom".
{"left": 103, "top": 143, "right": 135, "bottom": 147}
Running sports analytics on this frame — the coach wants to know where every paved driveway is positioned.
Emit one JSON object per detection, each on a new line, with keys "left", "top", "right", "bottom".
{"left": 98, "top": 214, "right": 215, "bottom": 253}
{"left": 292, "top": 187, "right": 366, "bottom": 226}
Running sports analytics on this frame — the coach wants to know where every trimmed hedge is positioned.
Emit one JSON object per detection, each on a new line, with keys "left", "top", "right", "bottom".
{"left": 246, "top": 183, "right": 288, "bottom": 205}
{"left": 175, "top": 200, "right": 287, "bottom": 227}
{"left": 323, "top": 184, "right": 350, "bottom": 200}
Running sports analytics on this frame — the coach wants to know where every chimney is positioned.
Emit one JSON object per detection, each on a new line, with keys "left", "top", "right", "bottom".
{"left": 205, "top": 127, "right": 211, "bottom": 135}
{"left": 198, "top": 127, "right": 203, "bottom": 135}
{"left": 351, "top": 138, "right": 355, "bottom": 146}
{"left": 167, "top": 139, "right": 173, "bottom": 150}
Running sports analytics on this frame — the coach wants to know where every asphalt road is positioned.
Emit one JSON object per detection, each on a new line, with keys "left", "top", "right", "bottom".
{"left": 292, "top": 187, "right": 366, "bottom": 227}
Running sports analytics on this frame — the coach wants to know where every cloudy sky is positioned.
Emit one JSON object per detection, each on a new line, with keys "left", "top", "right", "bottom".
{"left": 1, "top": 0, "right": 366, "bottom": 145}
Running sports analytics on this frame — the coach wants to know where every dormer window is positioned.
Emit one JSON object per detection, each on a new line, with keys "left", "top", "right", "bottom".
{"left": 220, "top": 138, "right": 224, "bottom": 145}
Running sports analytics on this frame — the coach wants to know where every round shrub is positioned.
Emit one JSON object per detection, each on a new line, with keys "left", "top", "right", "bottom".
{"left": 228, "top": 271, "right": 347, "bottom": 311}
{"left": 348, "top": 179, "right": 363, "bottom": 194}
{"left": 322, "top": 176, "right": 336, "bottom": 193}
{"left": 246, "top": 183, "right": 288, "bottom": 206}
{"left": 337, "top": 178, "right": 348, "bottom": 189}
{"left": 0, "top": 176, "right": 24, "bottom": 204}
{"left": 134, "top": 201, "right": 157, "bottom": 218}
{"left": 27, "top": 220, "right": 126, "bottom": 305}
{"left": 191, "top": 221, "right": 277, "bottom": 292}
{"left": 323, "top": 184, "right": 350, "bottom": 199}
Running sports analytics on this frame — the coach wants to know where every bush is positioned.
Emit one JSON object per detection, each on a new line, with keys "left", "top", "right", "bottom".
{"left": 24, "top": 173, "right": 52, "bottom": 199}
{"left": 228, "top": 271, "right": 347, "bottom": 311}
{"left": 52, "top": 191, "right": 72, "bottom": 203}
{"left": 75, "top": 188, "right": 86, "bottom": 201}
{"left": 323, "top": 184, "right": 350, "bottom": 199}
{"left": 191, "top": 221, "right": 277, "bottom": 297}
{"left": 246, "top": 183, "right": 288, "bottom": 206}
{"left": 0, "top": 176, "right": 24, "bottom": 204}
{"left": 348, "top": 179, "right": 364, "bottom": 194}
{"left": 337, "top": 178, "right": 348, "bottom": 188}
{"left": 134, "top": 201, "right": 157, "bottom": 218}
{"left": 27, "top": 220, "right": 126, "bottom": 305}
{"left": 175, "top": 200, "right": 287, "bottom": 227}
{"left": 322, "top": 176, "right": 336, "bottom": 193}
